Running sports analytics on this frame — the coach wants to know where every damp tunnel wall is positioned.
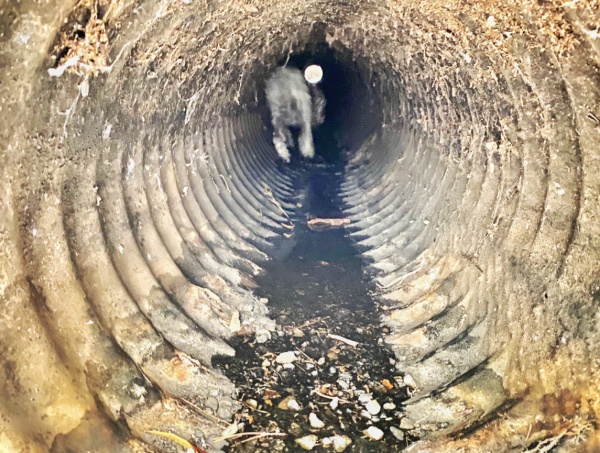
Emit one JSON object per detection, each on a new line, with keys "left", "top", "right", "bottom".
{"left": 1, "top": 0, "right": 600, "bottom": 451}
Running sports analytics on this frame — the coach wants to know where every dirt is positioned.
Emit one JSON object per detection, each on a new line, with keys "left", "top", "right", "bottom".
{"left": 214, "top": 133, "right": 417, "bottom": 452}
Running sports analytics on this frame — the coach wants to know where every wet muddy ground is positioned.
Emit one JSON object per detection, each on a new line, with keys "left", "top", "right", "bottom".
{"left": 214, "top": 132, "right": 417, "bottom": 452}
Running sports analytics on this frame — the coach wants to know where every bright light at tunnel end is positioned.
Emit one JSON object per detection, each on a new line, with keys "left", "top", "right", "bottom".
{"left": 304, "top": 64, "right": 323, "bottom": 84}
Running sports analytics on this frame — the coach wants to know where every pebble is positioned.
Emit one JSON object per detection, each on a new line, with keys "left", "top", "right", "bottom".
{"left": 329, "top": 397, "right": 339, "bottom": 410}
{"left": 360, "top": 409, "right": 372, "bottom": 419}
{"left": 364, "top": 426, "right": 384, "bottom": 441}
{"left": 318, "top": 357, "right": 326, "bottom": 366}
{"left": 278, "top": 396, "right": 301, "bottom": 411}
{"left": 358, "top": 393, "right": 372, "bottom": 404}
{"left": 255, "top": 329, "right": 271, "bottom": 344}
{"left": 292, "top": 328, "right": 305, "bottom": 337}
{"left": 365, "top": 399, "right": 381, "bottom": 415}
{"left": 295, "top": 435, "right": 318, "bottom": 450}
{"left": 261, "top": 359, "right": 271, "bottom": 368}
{"left": 275, "top": 351, "right": 297, "bottom": 364}
{"left": 331, "top": 434, "right": 352, "bottom": 452}
{"left": 309, "top": 412, "right": 325, "bottom": 429}
{"left": 390, "top": 426, "right": 405, "bottom": 441}
{"left": 403, "top": 373, "right": 417, "bottom": 388}
{"left": 245, "top": 398, "right": 258, "bottom": 409}
{"left": 400, "top": 417, "right": 416, "bottom": 430}
{"left": 383, "top": 402, "right": 396, "bottom": 411}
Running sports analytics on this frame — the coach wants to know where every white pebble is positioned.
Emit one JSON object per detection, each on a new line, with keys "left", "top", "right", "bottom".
{"left": 400, "top": 417, "right": 416, "bottom": 430}
{"left": 390, "top": 426, "right": 405, "bottom": 441}
{"left": 329, "top": 397, "right": 339, "bottom": 410}
{"left": 358, "top": 393, "right": 372, "bottom": 404}
{"left": 403, "top": 374, "right": 417, "bottom": 388}
{"left": 255, "top": 329, "right": 271, "bottom": 344}
{"left": 295, "top": 434, "right": 318, "bottom": 450}
{"left": 364, "top": 426, "right": 384, "bottom": 441}
{"left": 365, "top": 399, "right": 381, "bottom": 415}
{"left": 360, "top": 410, "right": 372, "bottom": 419}
{"left": 383, "top": 402, "right": 396, "bottom": 411}
{"left": 309, "top": 412, "right": 325, "bottom": 429}
{"left": 275, "top": 351, "right": 297, "bottom": 364}
{"left": 287, "top": 399, "right": 301, "bottom": 411}
{"left": 331, "top": 434, "right": 352, "bottom": 452}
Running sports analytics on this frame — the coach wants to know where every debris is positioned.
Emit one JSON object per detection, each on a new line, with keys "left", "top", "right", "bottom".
{"left": 331, "top": 434, "right": 352, "bottom": 452}
{"left": 309, "top": 413, "right": 325, "bottom": 429}
{"left": 221, "top": 423, "right": 239, "bottom": 437}
{"left": 382, "top": 379, "right": 394, "bottom": 390}
{"left": 329, "top": 397, "right": 339, "bottom": 410}
{"left": 327, "top": 333, "right": 359, "bottom": 348}
{"left": 255, "top": 329, "right": 271, "bottom": 344}
{"left": 48, "top": 56, "right": 80, "bottom": 77}
{"left": 292, "top": 328, "right": 305, "bottom": 337}
{"left": 365, "top": 399, "right": 381, "bottom": 415}
{"left": 383, "top": 402, "right": 396, "bottom": 411}
{"left": 403, "top": 374, "right": 418, "bottom": 389}
{"left": 390, "top": 426, "right": 405, "bottom": 441}
{"left": 278, "top": 396, "right": 301, "bottom": 411}
{"left": 229, "top": 310, "right": 241, "bottom": 332}
{"left": 400, "top": 417, "right": 416, "bottom": 430}
{"left": 295, "top": 434, "right": 318, "bottom": 450}
{"left": 307, "top": 217, "right": 351, "bottom": 231}
{"left": 275, "top": 351, "right": 297, "bottom": 364}
{"left": 364, "top": 426, "right": 384, "bottom": 441}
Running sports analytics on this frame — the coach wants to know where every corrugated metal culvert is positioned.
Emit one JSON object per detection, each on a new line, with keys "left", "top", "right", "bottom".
{"left": 1, "top": 0, "right": 599, "bottom": 451}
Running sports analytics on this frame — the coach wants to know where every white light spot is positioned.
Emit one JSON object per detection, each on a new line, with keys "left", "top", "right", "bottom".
{"left": 304, "top": 64, "right": 323, "bottom": 84}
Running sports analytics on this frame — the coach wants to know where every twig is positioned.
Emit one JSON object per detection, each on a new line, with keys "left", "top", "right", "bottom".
{"left": 213, "top": 431, "right": 288, "bottom": 442}
{"left": 327, "top": 333, "right": 359, "bottom": 348}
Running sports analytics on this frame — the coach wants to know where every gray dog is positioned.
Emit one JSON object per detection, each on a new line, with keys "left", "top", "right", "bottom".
{"left": 265, "top": 66, "right": 325, "bottom": 163}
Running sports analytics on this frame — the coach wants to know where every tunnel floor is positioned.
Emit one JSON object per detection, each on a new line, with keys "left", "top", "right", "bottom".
{"left": 214, "top": 131, "right": 417, "bottom": 452}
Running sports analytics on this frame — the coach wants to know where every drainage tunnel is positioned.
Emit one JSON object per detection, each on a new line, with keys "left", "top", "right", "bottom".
{"left": 1, "top": 0, "right": 600, "bottom": 451}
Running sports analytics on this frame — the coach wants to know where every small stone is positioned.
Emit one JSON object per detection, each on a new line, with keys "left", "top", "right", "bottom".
{"left": 278, "top": 396, "right": 301, "bottom": 411}
{"left": 390, "top": 426, "right": 405, "bottom": 441}
{"left": 295, "top": 435, "right": 318, "bottom": 450}
{"left": 255, "top": 329, "right": 271, "bottom": 344}
{"left": 221, "top": 423, "right": 238, "bottom": 437}
{"left": 329, "top": 366, "right": 337, "bottom": 375}
{"left": 383, "top": 402, "right": 396, "bottom": 411}
{"left": 245, "top": 398, "right": 258, "bottom": 409}
{"left": 360, "top": 410, "right": 372, "bottom": 419}
{"left": 329, "top": 397, "right": 339, "bottom": 410}
{"left": 309, "top": 412, "right": 325, "bottom": 429}
{"left": 275, "top": 351, "right": 297, "bottom": 364}
{"left": 400, "top": 417, "right": 415, "bottom": 430}
{"left": 403, "top": 374, "right": 417, "bottom": 388}
{"left": 364, "top": 426, "right": 384, "bottom": 441}
{"left": 365, "top": 399, "right": 381, "bottom": 415}
{"left": 261, "top": 359, "right": 271, "bottom": 368}
{"left": 331, "top": 434, "right": 352, "bottom": 452}
{"left": 292, "top": 328, "right": 305, "bottom": 337}
{"left": 288, "top": 399, "right": 301, "bottom": 411}
{"left": 322, "top": 437, "right": 333, "bottom": 447}
{"left": 358, "top": 393, "right": 373, "bottom": 404}
{"left": 317, "top": 357, "right": 326, "bottom": 366}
